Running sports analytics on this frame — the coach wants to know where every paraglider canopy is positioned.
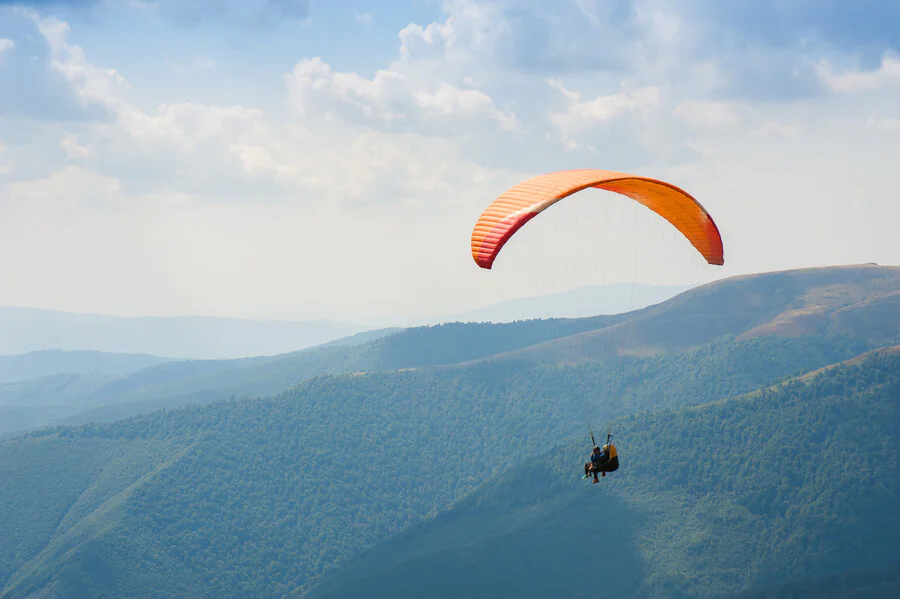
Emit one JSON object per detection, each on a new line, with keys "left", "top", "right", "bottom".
{"left": 470, "top": 169, "right": 724, "bottom": 269}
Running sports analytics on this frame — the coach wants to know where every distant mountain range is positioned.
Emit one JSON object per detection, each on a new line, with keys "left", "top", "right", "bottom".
{"left": 1, "top": 265, "right": 897, "bottom": 438}
{"left": 0, "top": 350, "right": 173, "bottom": 385}
{"left": 0, "top": 307, "right": 364, "bottom": 360}
{"left": 0, "top": 283, "right": 694, "bottom": 361}
{"left": 444, "top": 282, "right": 692, "bottom": 323}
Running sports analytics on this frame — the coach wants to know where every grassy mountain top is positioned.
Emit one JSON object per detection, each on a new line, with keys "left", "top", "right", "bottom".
{"left": 446, "top": 283, "right": 691, "bottom": 322}
{"left": 496, "top": 264, "right": 900, "bottom": 364}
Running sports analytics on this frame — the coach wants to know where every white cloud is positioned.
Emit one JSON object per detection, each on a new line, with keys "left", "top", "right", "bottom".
{"left": 398, "top": 0, "right": 502, "bottom": 63}
{"left": 567, "top": 87, "right": 660, "bottom": 122}
{"left": 36, "top": 16, "right": 131, "bottom": 113}
{"left": 119, "top": 102, "right": 263, "bottom": 144}
{"left": 546, "top": 78, "right": 580, "bottom": 103}
{"left": 0, "top": 38, "right": 14, "bottom": 58}
{"left": 60, "top": 135, "right": 91, "bottom": 159}
{"left": 396, "top": 0, "right": 645, "bottom": 76}
{"left": 24, "top": 14, "right": 303, "bottom": 191}
{"left": 399, "top": 20, "right": 452, "bottom": 60}
{"left": 14, "top": 13, "right": 522, "bottom": 209}
{"left": 817, "top": 53, "right": 900, "bottom": 93}
{"left": 549, "top": 80, "right": 662, "bottom": 147}
{"left": 286, "top": 57, "right": 410, "bottom": 123}
{"left": 284, "top": 56, "right": 517, "bottom": 134}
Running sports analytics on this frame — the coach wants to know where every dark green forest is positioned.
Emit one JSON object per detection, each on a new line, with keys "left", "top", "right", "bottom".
{"left": 2, "top": 337, "right": 898, "bottom": 598}
{"left": 304, "top": 352, "right": 900, "bottom": 599}
{"left": 2, "top": 265, "right": 899, "bottom": 598}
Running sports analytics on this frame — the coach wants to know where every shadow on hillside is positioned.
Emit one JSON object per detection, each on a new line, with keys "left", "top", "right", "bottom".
{"left": 301, "top": 457, "right": 648, "bottom": 599}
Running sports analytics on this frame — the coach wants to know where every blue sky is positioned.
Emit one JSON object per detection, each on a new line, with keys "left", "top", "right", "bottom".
{"left": 1, "top": 0, "right": 898, "bottom": 324}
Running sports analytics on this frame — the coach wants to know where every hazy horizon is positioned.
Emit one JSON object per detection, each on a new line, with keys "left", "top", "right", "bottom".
{"left": 0, "top": 280, "right": 702, "bottom": 358}
{"left": 0, "top": 279, "right": 697, "bottom": 322}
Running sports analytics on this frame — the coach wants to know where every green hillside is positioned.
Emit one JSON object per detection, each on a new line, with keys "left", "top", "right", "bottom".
{"left": 2, "top": 265, "right": 898, "bottom": 597}
{"left": 303, "top": 350, "right": 900, "bottom": 599}
{"left": 728, "top": 567, "right": 900, "bottom": 599}
{"left": 0, "top": 335, "right": 889, "bottom": 598}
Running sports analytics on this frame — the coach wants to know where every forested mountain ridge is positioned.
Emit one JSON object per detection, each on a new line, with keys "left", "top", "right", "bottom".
{"left": 703, "top": 342, "right": 900, "bottom": 406}
{"left": 727, "top": 566, "right": 900, "bottom": 599}
{"left": 1, "top": 265, "right": 898, "bottom": 598}
{"left": 302, "top": 350, "right": 900, "bottom": 599}
{"left": 1, "top": 334, "right": 895, "bottom": 598}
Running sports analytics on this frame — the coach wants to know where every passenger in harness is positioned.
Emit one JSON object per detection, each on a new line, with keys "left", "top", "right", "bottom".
{"left": 583, "top": 435, "right": 619, "bottom": 484}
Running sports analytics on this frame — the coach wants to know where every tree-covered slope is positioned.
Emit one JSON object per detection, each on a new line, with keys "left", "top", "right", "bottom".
{"left": 304, "top": 350, "right": 900, "bottom": 599}
{"left": 0, "top": 335, "right": 886, "bottom": 598}
{"left": 728, "top": 566, "right": 900, "bottom": 599}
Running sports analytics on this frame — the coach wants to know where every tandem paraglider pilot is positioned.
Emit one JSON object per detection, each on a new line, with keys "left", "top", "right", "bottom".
{"left": 583, "top": 439, "right": 618, "bottom": 484}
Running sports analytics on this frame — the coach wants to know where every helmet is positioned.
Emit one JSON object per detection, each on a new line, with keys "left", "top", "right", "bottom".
{"left": 602, "top": 445, "right": 610, "bottom": 452}
{"left": 593, "top": 446, "right": 601, "bottom": 453}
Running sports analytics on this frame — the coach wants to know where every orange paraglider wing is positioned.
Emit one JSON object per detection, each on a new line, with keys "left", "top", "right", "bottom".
{"left": 470, "top": 169, "right": 724, "bottom": 269}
